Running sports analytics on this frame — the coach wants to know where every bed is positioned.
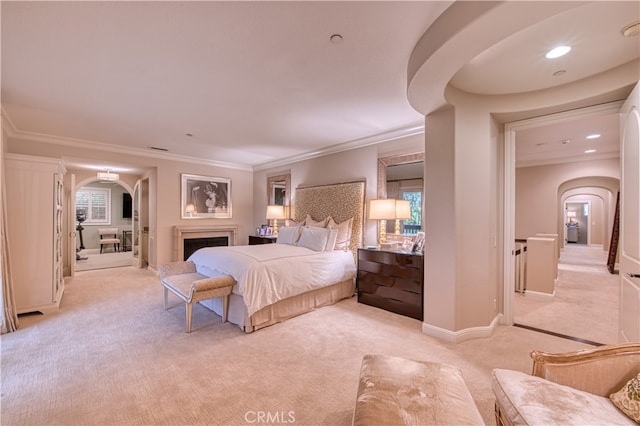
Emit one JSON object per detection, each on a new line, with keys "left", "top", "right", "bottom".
{"left": 191, "top": 180, "right": 365, "bottom": 332}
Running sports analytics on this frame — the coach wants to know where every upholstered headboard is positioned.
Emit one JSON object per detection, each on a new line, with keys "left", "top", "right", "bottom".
{"left": 293, "top": 180, "right": 365, "bottom": 255}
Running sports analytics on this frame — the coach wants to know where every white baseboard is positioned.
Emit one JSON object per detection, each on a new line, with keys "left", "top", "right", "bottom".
{"left": 421, "top": 314, "right": 502, "bottom": 343}
{"left": 523, "top": 289, "right": 555, "bottom": 301}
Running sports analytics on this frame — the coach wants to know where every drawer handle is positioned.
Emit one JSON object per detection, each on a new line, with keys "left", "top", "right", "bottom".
{"left": 627, "top": 273, "right": 640, "bottom": 279}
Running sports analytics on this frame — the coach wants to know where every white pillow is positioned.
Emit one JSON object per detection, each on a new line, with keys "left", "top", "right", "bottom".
{"left": 297, "top": 226, "right": 330, "bottom": 252}
{"left": 303, "top": 214, "right": 328, "bottom": 228}
{"left": 324, "top": 227, "right": 338, "bottom": 251}
{"left": 276, "top": 226, "right": 300, "bottom": 245}
{"left": 327, "top": 217, "right": 353, "bottom": 251}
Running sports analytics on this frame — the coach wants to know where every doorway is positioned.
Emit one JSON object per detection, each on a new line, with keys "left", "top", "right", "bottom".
{"left": 504, "top": 102, "right": 621, "bottom": 343}
{"left": 565, "top": 201, "right": 589, "bottom": 245}
{"left": 75, "top": 179, "right": 134, "bottom": 271}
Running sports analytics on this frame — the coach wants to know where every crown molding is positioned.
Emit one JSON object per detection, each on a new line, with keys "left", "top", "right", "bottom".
{"left": 516, "top": 152, "right": 620, "bottom": 169}
{"left": 1, "top": 110, "right": 253, "bottom": 172}
{"left": 253, "top": 121, "right": 425, "bottom": 171}
{"left": 3, "top": 106, "right": 425, "bottom": 173}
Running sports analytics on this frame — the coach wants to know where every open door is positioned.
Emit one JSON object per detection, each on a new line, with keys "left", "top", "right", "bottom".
{"left": 619, "top": 82, "right": 640, "bottom": 342}
{"left": 68, "top": 173, "right": 77, "bottom": 277}
{"left": 132, "top": 179, "right": 142, "bottom": 268}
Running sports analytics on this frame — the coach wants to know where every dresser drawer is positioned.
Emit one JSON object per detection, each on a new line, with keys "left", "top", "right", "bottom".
{"left": 356, "top": 248, "right": 423, "bottom": 320}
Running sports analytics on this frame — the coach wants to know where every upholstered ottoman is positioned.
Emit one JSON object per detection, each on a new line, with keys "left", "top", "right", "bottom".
{"left": 159, "top": 261, "right": 236, "bottom": 333}
{"left": 352, "top": 354, "right": 484, "bottom": 425}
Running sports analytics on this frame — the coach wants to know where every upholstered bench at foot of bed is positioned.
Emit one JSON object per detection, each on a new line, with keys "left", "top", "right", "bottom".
{"left": 159, "top": 261, "right": 236, "bottom": 333}
{"left": 352, "top": 354, "right": 484, "bottom": 426}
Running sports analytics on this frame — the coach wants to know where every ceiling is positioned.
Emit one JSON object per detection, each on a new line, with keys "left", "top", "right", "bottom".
{"left": 2, "top": 1, "right": 639, "bottom": 172}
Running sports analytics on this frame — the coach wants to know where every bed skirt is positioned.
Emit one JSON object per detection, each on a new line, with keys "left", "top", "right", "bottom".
{"left": 199, "top": 278, "right": 355, "bottom": 332}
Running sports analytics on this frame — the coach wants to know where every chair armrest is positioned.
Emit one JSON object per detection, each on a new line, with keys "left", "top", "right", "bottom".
{"left": 531, "top": 343, "right": 640, "bottom": 396}
{"left": 159, "top": 261, "right": 196, "bottom": 279}
{"left": 192, "top": 275, "right": 236, "bottom": 292}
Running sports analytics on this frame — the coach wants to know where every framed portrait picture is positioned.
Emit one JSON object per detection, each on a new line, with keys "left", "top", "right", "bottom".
{"left": 181, "top": 174, "right": 232, "bottom": 219}
{"left": 401, "top": 237, "right": 414, "bottom": 252}
{"left": 412, "top": 231, "right": 425, "bottom": 253}
{"left": 259, "top": 224, "right": 269, "bottom": 236}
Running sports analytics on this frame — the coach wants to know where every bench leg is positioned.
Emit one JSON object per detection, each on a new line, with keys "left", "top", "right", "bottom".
{"left": 222, "top": 295, "right": 229, "bottom": 323}
{"left": 163, "top": 287, "right": 169, "bottom": 309}
{"left": 186, "top": 302, "right": 193, "bottom": 333}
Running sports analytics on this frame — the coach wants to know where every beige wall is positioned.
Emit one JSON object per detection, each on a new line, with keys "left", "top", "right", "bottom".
{"left": 6, "top": 132, "right": 423, "bottom": 272}
{"left": 253, "top": 133, "right": 424, "bottom": 248}
{"left": 515, "top": 159, "right": 620, "bottom": 244}
{"left": 4, "top": 137, "right": 254, "bottom": 270}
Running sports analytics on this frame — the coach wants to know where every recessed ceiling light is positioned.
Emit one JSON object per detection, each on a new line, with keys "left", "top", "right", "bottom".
{"left": 546, "top": 45, "right": 571, "bottom": 59}
{"left": 535, "top": 142, "right": 548, "bottom": 147}
{"left": 553, "top": 69, "right": 566, "bottom": 77}
{"left": 561, "top": 139, "right": 571, "bottom": 145}
{"left": 586, "top": 134, "right": 601, "bottom": 139}
{"left": 330, "top": 34, "right": 343, "bottom": 44}
{"left": 185, "top": 133, "right": 193, "bottom": 137}
{"left": 584, "top": 149, "right": 597, "bottom": 154}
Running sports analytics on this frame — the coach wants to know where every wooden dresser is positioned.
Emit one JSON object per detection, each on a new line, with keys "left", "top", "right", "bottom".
{"left": 356, "top": 248, "right": 423, "bottom": 320}
{"left": 248, "top": 235, "right": 277, "bottom": 245}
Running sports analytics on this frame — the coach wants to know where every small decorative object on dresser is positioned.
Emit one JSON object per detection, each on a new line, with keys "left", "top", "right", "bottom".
{"left": 248, "top": 235, "right": 277, "bottom": 245}
{"left": 356, "top": 248, "right": 423, "bottom": 320}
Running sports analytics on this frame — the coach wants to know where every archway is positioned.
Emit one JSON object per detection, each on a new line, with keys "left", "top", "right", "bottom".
{"left": 557, "top": 176, "right": 619, "bottom": 250}
{"left": 74, "top": 177, "right": 134, "bottom": 271}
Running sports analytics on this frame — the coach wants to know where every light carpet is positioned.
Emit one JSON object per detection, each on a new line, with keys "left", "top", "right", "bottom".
{"left": 2, "top": 267, "right": 594, "bottom": 426}
{"left": 75, "top": 250, "right": 133, "bottom": 271}
{"left": 513, "top": 244, "right": 619, "bottom": 345}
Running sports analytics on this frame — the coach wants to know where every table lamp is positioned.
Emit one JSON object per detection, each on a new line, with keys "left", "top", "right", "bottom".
{"left": 266, "top": 205, "right": 285, "bottom": 236}
{"left": 368, "top": 199, "right": 397, "bottom": 245}
{"left": 395, "top": 200, "right": 411, "bottom": 234}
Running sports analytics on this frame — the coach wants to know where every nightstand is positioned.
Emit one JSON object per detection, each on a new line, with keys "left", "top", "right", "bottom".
{"left": 249, "top": 235, "right": 277, "bottom": 245}
{"left": 356, "top": 248, "right": 423, "bottom": 320}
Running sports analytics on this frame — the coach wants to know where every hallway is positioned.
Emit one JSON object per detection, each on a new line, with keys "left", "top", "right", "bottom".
{"left": 513, "top": 244, "right": 620, "bottom": 345}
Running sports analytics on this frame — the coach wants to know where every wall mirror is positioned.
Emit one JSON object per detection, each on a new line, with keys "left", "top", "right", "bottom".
{"left": 377, "top": 152, "right": 424, "bottom": 236}
{"left": 267, "top": 173, "right": 291, "bottom": 207}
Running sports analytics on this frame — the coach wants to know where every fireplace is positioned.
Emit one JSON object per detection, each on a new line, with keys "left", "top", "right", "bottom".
{"left": 183, "top": 236, "right": 228, "bottom": 260}
{"left": 174, "top": 225, "right": 238, "bottom": 261}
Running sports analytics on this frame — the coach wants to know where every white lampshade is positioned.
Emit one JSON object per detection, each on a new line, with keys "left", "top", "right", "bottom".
{"left": 266, "top": 205, "right": 286, "bottom": 220}
{"left": 368, "top": 199, "right": 397, "bottom": 220}
{"left": 566, "top": 211, "right": 577, "bottom": 218}
{"left": 395, "top": 200, "right": 411, "bottom": 220}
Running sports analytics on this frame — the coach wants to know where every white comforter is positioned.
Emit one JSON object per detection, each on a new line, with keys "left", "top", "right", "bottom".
{"left": 188, "top": 244, "right": 356, "bottom": 317}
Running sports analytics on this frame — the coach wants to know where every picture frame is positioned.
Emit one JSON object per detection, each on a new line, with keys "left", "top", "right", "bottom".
{"left": 266, "top": 226, "right": 273, "bottom": 236}
{"left": 401, "top": 237, "right": 414, "bottom": 252}
{"left": 181, "top": 174, "right": 232, "bottom": 219}
{"left": 412, "top": 231, "right": 425, "bottom": 253}
{"left": 259, "top": 224, "right": 269, "bottom": 236}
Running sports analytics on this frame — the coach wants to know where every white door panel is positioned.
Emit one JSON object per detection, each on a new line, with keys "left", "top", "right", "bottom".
{"left": 69, "top": 173, "right": 76, "bottom": 277}
{"left": 620, "top": 82, "right": 640, "bottom": 342}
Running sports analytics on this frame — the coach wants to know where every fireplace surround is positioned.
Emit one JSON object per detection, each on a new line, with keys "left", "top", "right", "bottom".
{"left": 174, "top": 225, "right": 238, "bottom": 261}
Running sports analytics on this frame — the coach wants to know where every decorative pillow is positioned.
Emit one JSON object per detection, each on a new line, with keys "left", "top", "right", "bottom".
{"left": 303, "top": 214, "right": 328, "bottom": 228}
{"left": 276, "top": 226, "right": 300, "bottom": 245}
{"left": 324, "top": 227, "right": 338, "bottom": 251}
{"left": 297, "top": 226, "right": 330, "bottom": 252}
{"left": 327, "top": 217, "right": 353, "bottom": 251}
{"left": 610, "top": 372, "right": 640, "bottom": 422}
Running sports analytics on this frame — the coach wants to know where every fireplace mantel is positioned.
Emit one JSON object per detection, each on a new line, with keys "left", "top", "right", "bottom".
{"left": 174, "top": 225, "right": 238, "bottom": 261}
